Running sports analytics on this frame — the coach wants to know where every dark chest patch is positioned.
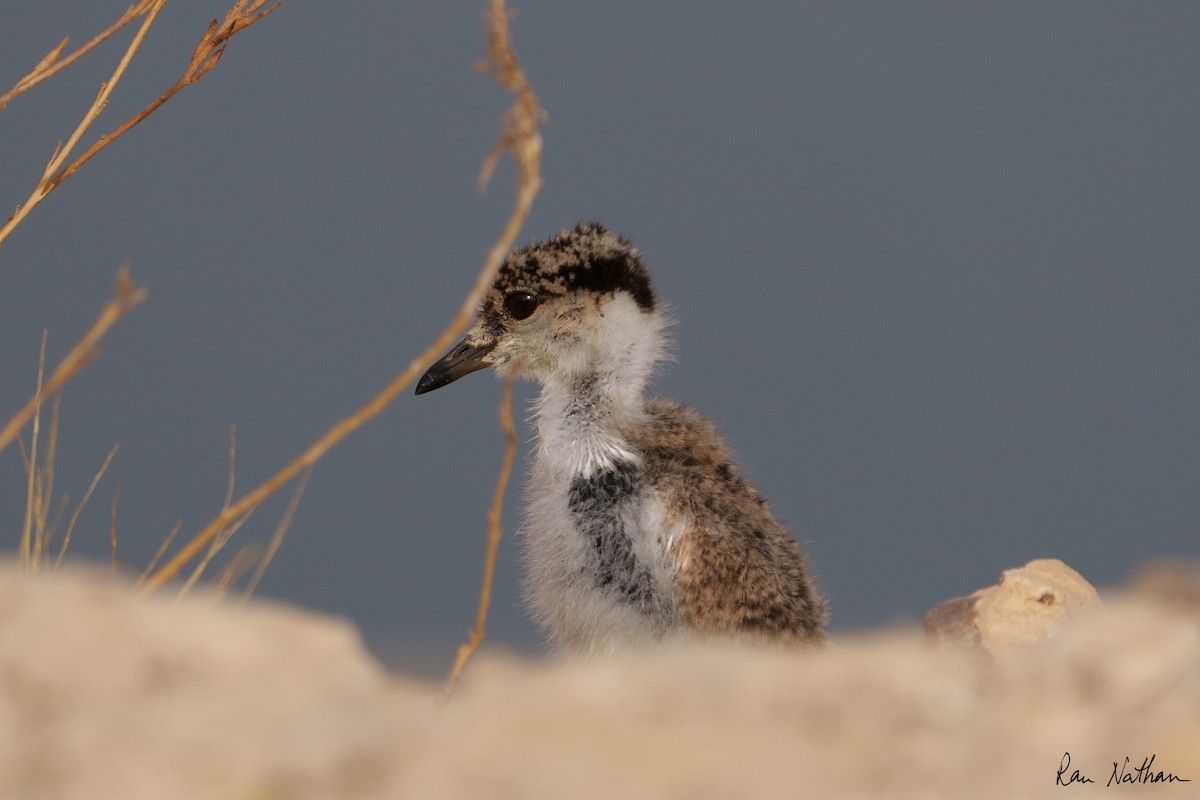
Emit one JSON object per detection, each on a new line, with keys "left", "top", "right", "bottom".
{"left": 567, "top": 462, "right": 659, "bottom": 611}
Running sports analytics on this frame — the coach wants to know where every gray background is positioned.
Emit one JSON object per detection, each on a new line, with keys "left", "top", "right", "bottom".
{"left": 2, "top": 3, "right": 1196, "bottom": 674}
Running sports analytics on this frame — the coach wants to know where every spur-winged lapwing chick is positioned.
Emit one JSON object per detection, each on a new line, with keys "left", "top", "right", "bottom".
{"left": 416, "top": 223, "right": 827, "bottom": 652}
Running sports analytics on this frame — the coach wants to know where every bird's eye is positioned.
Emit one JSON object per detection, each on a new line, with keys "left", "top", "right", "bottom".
{"left": 504, "top": 291, "right": 540, "bottom": 320}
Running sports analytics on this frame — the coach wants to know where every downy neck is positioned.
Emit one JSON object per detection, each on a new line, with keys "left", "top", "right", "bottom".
{"left": 533, "top": 300, "right": 666, "bottom": 478}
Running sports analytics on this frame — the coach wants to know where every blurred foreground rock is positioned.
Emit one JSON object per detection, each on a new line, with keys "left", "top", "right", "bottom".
{"left": 924, "top": 558, "right": 1105, "bottom": 656}
{"left": 1, "top": 560, "right": 1198, "bottom": 800}
{"left": 1128, "top": 559, "right": 1200, "bottom": 611}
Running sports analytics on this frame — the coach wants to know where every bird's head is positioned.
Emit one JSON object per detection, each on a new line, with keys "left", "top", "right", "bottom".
{"left": 415, "top": 223, "right": 664, "bottom": 395}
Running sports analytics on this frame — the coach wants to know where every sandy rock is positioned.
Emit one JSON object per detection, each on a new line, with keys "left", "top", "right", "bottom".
{"left": 0, "top": 563, "right": 430, "bottom": 800}
{"left": 1128, "top": 558, "right": 1200, "bottom": 612}
{"left": 413, "top": 605, "right": 1200, "bottom": 799}
{"left": 925, "top": 558, "right": 1105, "bottom": 655}
{"left": 2, "top": 560, "right": 1198, "bottom": 800}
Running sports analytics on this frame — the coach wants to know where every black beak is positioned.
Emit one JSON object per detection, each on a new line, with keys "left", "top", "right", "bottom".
{"left": 414, "top": 336, "right": 496, "bottom": 395}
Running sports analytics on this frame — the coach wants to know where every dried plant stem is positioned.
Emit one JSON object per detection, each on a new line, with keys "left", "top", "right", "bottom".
{"left": 477, "top": 0, "right": 546, "bottom": 195}
{"left": 29, "top": 396, "right": 62, "bottom": 572}
{"left": 443, "top": 371, "right": 518, "bottom": 697}
{"left": 223, "top": 424, "right": 238, "bottom": 509}
{"left": 39, "top": 494, "right": 70, "bottom": 569}
{"left": 0, "top": 268, "right": 147, "bottom": 456}
{"left": 139, "top": 0, "right": 543, "bottom": 596}
{"left": 0, "top": 0, "right": 159, "bottom": 110}
{"left": 237, "top": 466, "right": 312, "bottom": 608}
{"left": 54, "top": 445, "right": 121, "bottom": 573}
{"left": 44, "top": 0, "right": 281, "bottom": 195}
{"left": 176, "top": 510, "right": 255, "bottom": 601}
{"left": 0, "top": 0, "right": 280, "bottom": 248}
{"left": 0, "top": 0, "right": 166, "bottom": 247}
{"left": 135, "top": 519, "right": 181, "bottom": 586}
{"left": 440, "top": 0, "right": 542, "bottom": 696}
{"left": 17, "top": 334, "right": 48, "bottom": 570}
{"left": 173, "top": 424, "right": 245, "bottom": 598}
{"left": 211, "top": 543, "right": 263, "bottom": 600}
{"left": 109, "top": 483, "right": 122, "bottom": 575}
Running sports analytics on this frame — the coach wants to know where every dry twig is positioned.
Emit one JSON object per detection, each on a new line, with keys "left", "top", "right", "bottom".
{"left": 0, "top": 0, "right": 280, "bottom": 248}
{"left": 211, "top": 543, "right": 264, "bottom": 600}
{"left": 31, "top": 395, "right": 63, "bottom": 569}
{"left": 19, "top": 392, "right": 64, "bottom": 574}
{"left": 139, "top": 0, "right": 543, "bottom": 596}
{"left": 0, "top": 268, "right": 147, "bottom": 456}
{"left": 442, "top": 370, "right": 518, "bottom": 697}
{"left": 440, "top": 0, "right": 543, "bottom": 694}
{"left": 176, "top": 509, "right": 255, "bottom": 601}
{"left": 237, "top": 466, "right": 312, "bottom": 608}
{"left": 134, "top": 518, "right": 181, "bottom": 586}
{"left": 173, "top": 424, "right": 251, "bottom": 598}
{"left": 17, "top": 335, "right": 48, "bottom": 569}
{"left": 0, "top": 1, "right": 167, "bottom": 247}
{"left": 44, "top": 0, "right": 281, "bottom": 194}
{"left": 0, "top": 1, "right": 159, "bottom": 110}
{"left": 54, "top": 444, "right": 121, "bottom": 573}
{"left": 109, "top": 483, "right": 122, "bottom": 575}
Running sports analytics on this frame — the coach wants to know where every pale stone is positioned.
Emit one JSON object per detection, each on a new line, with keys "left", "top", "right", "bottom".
{"left": 925, "top": 558, "right": 1105, "bottom": 656}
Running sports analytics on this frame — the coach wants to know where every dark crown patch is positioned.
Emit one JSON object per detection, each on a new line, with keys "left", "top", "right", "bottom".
{"left": 496, "top": 223, "right": 657, "bottom": 312}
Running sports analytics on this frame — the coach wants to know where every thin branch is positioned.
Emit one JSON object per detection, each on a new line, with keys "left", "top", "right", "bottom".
{"left": 210, "top": 543, "right": 263, "bottom": 601}
{"left": 237, "top": 466, "right": 312, "bottom": 608}
{"left": 54, "top": 445, "right": 120, "bottom": 573}
{"left": 139, "top": 0, "right": 543, "bottom": 596}
{"left": 173, "top": 423, "right": 245, "bottom": 598}
{"left": 443, "top": 370, "right": 518, "bottom": 697}
{"left": 108, "top": 483, "right": 122, "bottom": 575}
{"left": 0, "top": 268, "right": 147, "bottom": 456}
{"left": 44, "top": 0, "right": 281, "bottom": 194}
{"left": 175, "top": 507, "right": 255, "bottom": 601}
{"left": 0, "top": 0, "right": 167, "bottom": 247}
{"left": 17, "top": 333, "right": 48, "bottom": 570}
{"left": 31, "top": 395, "right": 62, "bottom": 571}
{"left": 135, "top": 519, "right": 181, "bottom": 586}
{"left": 440, "top": 0, "right": 543, "bottom": 696}
{"left": 0, "top": 0, "right": 281, "bottom": 248}
{"left": 39, "top": 493, "right": 71, "bottom": 570}
{"left": 224, "top": 424, "right": 237, "bottom": 510}
{"left": 0, "top": 1, "right": 159, "bottom": 110}
{"left": 477, "top": 0, "right": 546, "bottom": 194}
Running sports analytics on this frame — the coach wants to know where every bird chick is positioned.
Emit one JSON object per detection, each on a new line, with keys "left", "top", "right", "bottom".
{"left": 417, "top": 223, "right": 827, "bottom": 653}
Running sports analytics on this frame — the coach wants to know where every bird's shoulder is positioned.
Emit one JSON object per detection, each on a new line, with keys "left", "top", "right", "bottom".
{"left": 624, "top": 398, "right": 828, "bottom": 642}
{"left": 625, "top": 397, "right": 767, "bottom": 520}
